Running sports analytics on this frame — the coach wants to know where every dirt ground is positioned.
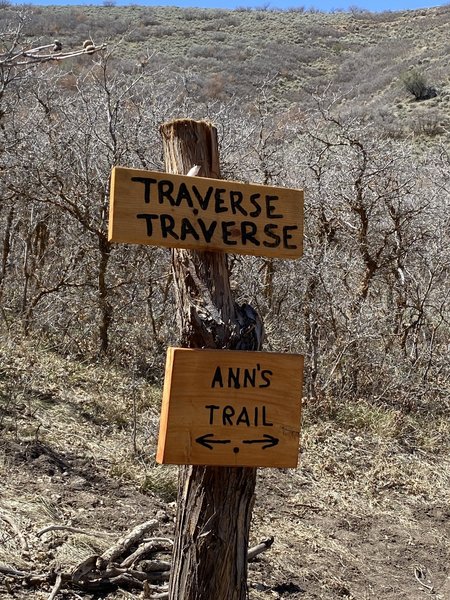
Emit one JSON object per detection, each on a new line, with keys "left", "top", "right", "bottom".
{"left": 1, "top": 335, "right": 449, "bottom": 599}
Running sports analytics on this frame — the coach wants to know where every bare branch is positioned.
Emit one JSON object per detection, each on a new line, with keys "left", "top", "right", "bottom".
{"left": 1, "top": 43, "right": 107, "bottom": 68}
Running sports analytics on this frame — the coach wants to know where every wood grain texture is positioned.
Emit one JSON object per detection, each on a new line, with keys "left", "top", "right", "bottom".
{"left": 108, "top": 166, "right": 303, "bottom": 258}
{"left": 160, "top": 118, "right": 260, "bottom": 600}
{"left": 157, "top": 348, "right": 303, "bottom": 468}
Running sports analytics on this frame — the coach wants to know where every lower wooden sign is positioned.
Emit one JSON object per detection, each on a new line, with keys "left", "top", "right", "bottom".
{"left": 156, "top": 348, "right": 303, "bottom": 468}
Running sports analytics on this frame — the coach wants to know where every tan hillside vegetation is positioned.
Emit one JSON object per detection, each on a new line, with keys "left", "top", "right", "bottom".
{"left": 1, "top": 3, "right": 450, "bottom": 134}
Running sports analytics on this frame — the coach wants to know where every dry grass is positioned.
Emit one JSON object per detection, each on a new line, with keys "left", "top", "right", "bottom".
{"left": 0, "top": 327, "right": 167, "bottom": 501}
{"left": 250, "top": 419, "right": 450, "bottom": 599}
{"left": 1, "top": 326, "right": 449, "bottom": 598}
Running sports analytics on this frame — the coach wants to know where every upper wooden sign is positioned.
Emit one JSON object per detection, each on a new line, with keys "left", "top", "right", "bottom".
{"left": 109, "top": 167, "right": 303, "bottom": 259}
{"left": 156, "top": 348, "right": 303, "bottom": 468}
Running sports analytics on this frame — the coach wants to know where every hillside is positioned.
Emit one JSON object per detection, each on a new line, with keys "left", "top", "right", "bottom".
{"left": 2, "top": 3, "right": 450, "bottom": 135}
{"left": 0, "top": 3, "right": 450, "bottom": 600}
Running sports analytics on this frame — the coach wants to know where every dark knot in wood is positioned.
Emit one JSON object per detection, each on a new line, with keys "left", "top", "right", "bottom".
{"left": 234, "top": 303, "right": 264, "bottom": 351}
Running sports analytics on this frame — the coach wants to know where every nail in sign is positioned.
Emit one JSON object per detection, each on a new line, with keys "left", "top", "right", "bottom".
{"left": 156, "top": 348, "right": 303, "bottom": 468}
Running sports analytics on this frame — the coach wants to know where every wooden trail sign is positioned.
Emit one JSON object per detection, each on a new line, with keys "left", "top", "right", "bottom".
{"left": 109, "top": 166, "right": 303, "bottom": 259}
{"left": 157, "top": 347, "right": 303, "bottom": 468}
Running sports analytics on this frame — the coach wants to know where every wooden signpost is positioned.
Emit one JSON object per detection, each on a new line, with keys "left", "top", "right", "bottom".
{"left": 157, "top": 348, "right": 303, "bottom": 468}
{"left": 108, "top": 118, "right": 304, "bottom": 600}
{"left": 109, "top": 166, "right": 303, "bottom": 258}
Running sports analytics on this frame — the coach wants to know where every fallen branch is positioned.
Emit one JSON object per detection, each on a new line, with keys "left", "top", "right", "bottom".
{"left": 0, "top": 563, "right": 29, "bottom": 577}
{"left": 139, "top": 560, "right": 171, "bottom": 573}
{"left": 100, "top": 519, "right": 160, "bottom": 565}
{"left": 247, "top": 537, "right": 274, "bottom": 561}
{"left": 47, "top": 573, "right": 63, "bottom": 600}
{"left": 37, "top": 525, "right": 111, "bottom": 538}
{"left": 414, "top": 566, "right": 434, "bottom": 592}
{"left": 2, "top": 520, "right": 275, "bottom": 597}
{"left": 142, "top": 537, "right": 174, "bottom": 545}
{"left": 0, "top": 510, "right": 29, "bottom": 552}
{"left": 0, "top": 564, "right": 54, "bottom": 585}
{"left": 120, "top": 540, "right": 173, "bottom": 568}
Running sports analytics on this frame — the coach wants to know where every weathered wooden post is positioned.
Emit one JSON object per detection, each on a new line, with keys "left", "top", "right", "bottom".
{"left": 108, "top": 118, "right": 304, "bottom": 600}
{"left": 159, "top": 119, "right": 259, "bottom": 600}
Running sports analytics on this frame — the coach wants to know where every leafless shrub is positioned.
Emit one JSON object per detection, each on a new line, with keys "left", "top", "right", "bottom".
{"left": 401, "top": 68, "right": 438, "bottom": 101}
{"left": 410, "top": 107, "right": 445, "bottom": 136}
{"left": 219, "top": 91, "right": 449, "bottom": 415}
{"left": 287, "top": 6, "right": 305, "bottom": 13}
{"left": 0, "top": 10, "right": 448, "bottom": 417}
{"left": 152, "top": 26, "right": 174, "bottom": 38}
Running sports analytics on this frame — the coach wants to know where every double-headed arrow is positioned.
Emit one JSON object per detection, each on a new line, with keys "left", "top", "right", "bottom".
{"left": 196, "top": 433, "right": 279, "bottom": 450}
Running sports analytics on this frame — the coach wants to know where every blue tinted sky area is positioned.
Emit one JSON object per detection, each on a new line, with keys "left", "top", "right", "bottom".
{"left": 11, "top": 0, "right": 449, "bottom": 13}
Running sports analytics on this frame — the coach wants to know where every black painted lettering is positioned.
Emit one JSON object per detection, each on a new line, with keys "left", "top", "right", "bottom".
{"left": 243, "top": 368, "right": 256, "bottom": 388}
{"left": 265, "top": 195, "right": 283, "bottom": 219}
{"left": 282, "top": 225, "right": 298, "bottom": 249}
{"left": 228, "top": 367, "right": 241, "bottom": 389}
{"left": 211, "top": 366, "right": 223, "bottom": 388}
{"left": 263, "top": 223, "right": 281, "bottom": 248}
{"left": 192, "top": 185, "right": 214, "bottom": 211}
{"left": 136, "top": 214, "right": 158, "bottom": 236}
{"left": 160, "top": 214, "right": 179, "bottom": 239}
{"left": 260, "top": 369, "right": 272, "bottom": 387}
{"left": 229, "top": 191, "right": 247, "bottom": 216}
{"left": 214, "top": 188, "right": 228, "bottom": 213}
{"left": 262, "top": 405, "right": 274, "bottom": 426}
{"left": 197, "top": 219, "right": 218, "bottom": 243}
{"left": 180, "top": 217, "right": 200, "bottom": 241}
{"left": 249, "top": 193, "right": 262, "bottom": 217}
{"left": 223, "top": 405, "right": 235, "bottom": 425}
{"left": 222, "top": 221, "right": 237, "bottom": 246}
{"left": 241, "top": 221, "right": 260, "bottom": 246}
{"left": 131, "top": 177, "right": 157, "bottom": 204}
{"left": 175, "top": 182, "right": 194, "bottom": 208}
{"left": 205, "top": 404, "right": 220, "bottom": 425}
{"left": 158, "top": 180, "right": 176, "bottom": 206}
{"left": 236, "top": 407, "right": 251, "bottom": 427}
